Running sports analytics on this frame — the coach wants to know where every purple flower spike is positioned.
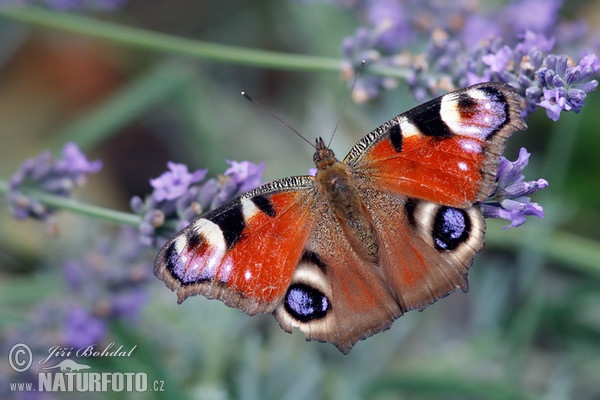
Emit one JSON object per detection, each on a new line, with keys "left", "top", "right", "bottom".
{"left": 336, "top": 1, "right": 599, "bottom": 117}
{"left": 482, "top": 46, "right": 514, "bottom": 74}
{"left": 57, "top": 142, "right": 103, "bottom": 175}
{"left": 483, "top": 148, "right": 548, "bottom": 228}
{"left": 64, "top": 306, "right": 107, "bottom": 349}
{"left": 59, "top": 227, "right": 152, "bottom": 347}
{"left": 225, "top": 160, "right": 265, "bottom": 193}
{"left": 515, "top": 31, "right": 555, "bottom": 54}
{"left": 365, "top": 0, "right": 413, "bottom": 52}
{"left": 150, "top": 162, "right": 207, "bottom": 202}
{"left": 536, "top": 53, "right": 599, "bottom": 120}
{"left": 7, "top": 142, "right": 102, "bottom": 222}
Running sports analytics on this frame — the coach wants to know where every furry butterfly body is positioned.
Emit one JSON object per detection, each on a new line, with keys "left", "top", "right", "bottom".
{"left": 155, "top": 82, "right": 526, "bottom": 353}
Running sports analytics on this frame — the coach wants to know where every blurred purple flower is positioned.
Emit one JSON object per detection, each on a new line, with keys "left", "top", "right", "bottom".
{"left": 482, "top": 46, "right": 513, "bottom": 74}
{"left": 364, "top": 0, "right": 413, "bottom": 52}
{"left": 515, "top": 30, "right": 555, "bottom": 54}
{"left": 0, "top": 227, "right": 151, "bottom": 385}
{"left": 60, "top": 227, "right": 152, "bottom": 346}
{"left": 505, "top": 0, "right": 562, "bottom": 34}
{"left": 461, "top": 14, "right": 501, "bottom": 48}
{"left": 64, "top": 306, "right": 107, "bottom": 348}
{"left": 482, "top": 148, "right": 548, "bottom": 228}
{"left": 342, "top": 27, "right": 396, "bottom": 103}
{"left": 225, "top": 160, "right": 265, "bottom": 193}
{"left": 111, "top": 289, "right": 148, "bottom": 319}
{"left": 1, "top": 300, "right": 72, "bottom": 384}
{"left": 56, "top": 142, "right": 103, "bottom": 176}
{"left": 7, "top": 142, "right": 102, "bottom": 222}
{"left": 150, "top": 162, "right": 207, "bottom": 202}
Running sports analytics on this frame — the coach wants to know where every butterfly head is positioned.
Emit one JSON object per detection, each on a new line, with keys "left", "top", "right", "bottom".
{"left": 313, "top": 137, "right": 338, "bottom": 171}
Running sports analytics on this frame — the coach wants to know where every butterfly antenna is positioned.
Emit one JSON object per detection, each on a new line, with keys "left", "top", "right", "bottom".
{"left": 327, "top": 60, "right": 366, "bottom": 148}
{"left": 241, "top": 92, "right": 315, "bottom": 149}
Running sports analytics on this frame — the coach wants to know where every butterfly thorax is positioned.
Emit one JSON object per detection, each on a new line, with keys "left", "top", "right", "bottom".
{"left": 313, "top": 137, "right": 379, "bottom": 261}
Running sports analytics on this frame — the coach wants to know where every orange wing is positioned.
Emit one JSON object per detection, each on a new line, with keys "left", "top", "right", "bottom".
{"left": 345, "top": 83, "right": 526, "bottom": 207}
{"left": 364, "top": 192, "right": 485, "bottom": 311}
{"left": 154, "top": 176, "right": 318, "bottom": 315}
{"left": 273, "top": 206, "right": 403, "bottom": 353}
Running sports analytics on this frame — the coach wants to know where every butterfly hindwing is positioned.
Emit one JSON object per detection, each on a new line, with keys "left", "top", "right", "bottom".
{"left": 346, "top": 82, "right": 526, "bottom": 207}
{"left": 365, "top": 192, "right": 485, "bottom": 311}
{"left": 155, "top": 176, "right": 318, "bottom": 315}
{"left": 272, "top": 191, "right": 485, "bottom": 353}
{"left": 274, "top": 205, "right": 403, "bottom": 354}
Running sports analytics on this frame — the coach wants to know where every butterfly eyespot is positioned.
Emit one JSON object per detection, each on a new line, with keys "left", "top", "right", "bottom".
{"left": 284, "top": 283, "right": 330, "bottom": 322}
{"left": 432, "top": 207, "right": 471, "bottom": 251}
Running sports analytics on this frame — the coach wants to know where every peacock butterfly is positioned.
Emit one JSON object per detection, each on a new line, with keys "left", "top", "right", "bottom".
{"left": 154, "top": 82, "right": 526, "bottom": 353}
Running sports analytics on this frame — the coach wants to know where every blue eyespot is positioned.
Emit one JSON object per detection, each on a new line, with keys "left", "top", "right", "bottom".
{"left": 284, "top": 284, "right": 330, "bottom": 322}
{"left": 432, "top": 207, "right": 471, "bottom": 251}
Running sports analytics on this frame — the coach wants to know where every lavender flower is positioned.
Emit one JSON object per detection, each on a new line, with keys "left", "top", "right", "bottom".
{"left": 505, "top": 0, "right": 562, "bottom": 34}
{"left": 132, "top": 160, "right": 265, "bottom": 247}
{"left": 342, "top": 27, "right": 400, "bottom": 103}
{"left": 482, "top": 148, "right": 548, "bottom": 228}
{"left": 336, "top": 0, "right": 599, "bottom": 119}
{"left": 536, "top": 53, "right": 600, "bottom": 120}
{"left": 150, "top": 161, "right": 207, "bottom": 202}
{"left": 63, "top": 305, "right": 107, "bottom": 349}
{"left": 60, "top": 227, "right": 152, "bottom": 346}
{"left": 0, "top": 227, "right": 151, "bottom": 398}
{"left": 7, "top": 142, "right": 102, "bottom": 222}
{"left": 365, "top": 0, "right": 413, "bottom": 52}
{"left": 1, "top": 300, "right": 72, "bottom": 385}
{"left": 224, "top": 160, "right": 265, "bottom": 194}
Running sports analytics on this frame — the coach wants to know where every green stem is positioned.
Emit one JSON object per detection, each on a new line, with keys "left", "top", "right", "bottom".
{"left": 35, "top": 190, "right": 141, "bottom": 226}
{"left": 0, "top": 6, "right": 341, "bottom": 72}
{"left": 0, "top": 180, "right": 140, "bottom": 226}
{"left": 0, "top": 6, "right": 412, "bottom": 79}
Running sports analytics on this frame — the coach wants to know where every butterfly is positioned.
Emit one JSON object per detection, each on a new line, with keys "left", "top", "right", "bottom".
{"left": 154, "top": 82, "right": 526, "bottom": 354}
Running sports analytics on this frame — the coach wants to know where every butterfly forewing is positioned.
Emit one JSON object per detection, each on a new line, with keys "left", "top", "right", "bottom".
{"left": 155, "top": 176, "right": 318, "bottom": 314}
{"left": 345, "top": 82, "right": 526, "bottom": 207}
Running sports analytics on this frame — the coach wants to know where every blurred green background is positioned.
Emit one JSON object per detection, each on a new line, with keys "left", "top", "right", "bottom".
{"left": 0, "top": 1, "right": 600, "bottom": 399}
